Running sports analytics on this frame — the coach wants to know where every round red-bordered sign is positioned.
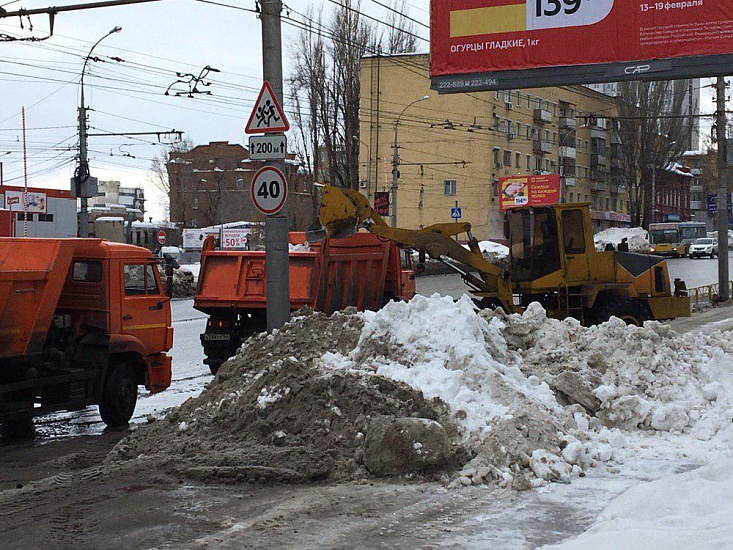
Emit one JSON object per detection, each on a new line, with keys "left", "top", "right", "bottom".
{"left": 250, "top": 166, "right": 288, "bottom": 215}
{"left": 157, "top": 230, "right": 166, "bottom": 244}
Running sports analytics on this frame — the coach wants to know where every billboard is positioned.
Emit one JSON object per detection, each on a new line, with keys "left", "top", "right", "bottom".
{"left": 4, "top": 190, "right": 47, "bottom": 213}
{"left": 374, "top": 192, "right": 390, "bottom": 217}
{"left": 499, "top": 174, "right": 560, "bottom": 211}
{"left": 431, "top": 0, "right": 733, "bottom": 92}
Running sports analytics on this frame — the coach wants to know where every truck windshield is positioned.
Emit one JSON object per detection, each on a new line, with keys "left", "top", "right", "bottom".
{"left": 508, "top": 207, "right": 560, "bottom": 282}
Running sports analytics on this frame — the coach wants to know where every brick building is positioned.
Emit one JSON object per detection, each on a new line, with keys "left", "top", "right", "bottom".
{"left": 167, "top": 141, "right": 313, "bottom": 230}
{"left": 652, "top": 163, "right": 693, "bottom": 223}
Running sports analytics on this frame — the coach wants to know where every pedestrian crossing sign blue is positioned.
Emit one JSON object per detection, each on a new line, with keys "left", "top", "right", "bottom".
{"left": 451, "top": 207, "right": 462, "bottom": 219}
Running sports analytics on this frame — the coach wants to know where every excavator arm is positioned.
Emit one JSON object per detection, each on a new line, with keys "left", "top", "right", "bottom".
{"left": 315, "top": 186, "right": 514, "bottom": 310}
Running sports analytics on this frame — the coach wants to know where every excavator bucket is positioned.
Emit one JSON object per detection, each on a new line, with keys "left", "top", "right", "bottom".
{"left": 317, "top": 186, "right": 360, "bottom": 239}
{"left": 305, "top": 218, "right": 327, "bottom": 243}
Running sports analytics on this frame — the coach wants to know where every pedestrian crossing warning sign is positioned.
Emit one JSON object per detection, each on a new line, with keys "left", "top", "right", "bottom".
{"left": 245, "top": 80, "right": 290, "bottom": 134}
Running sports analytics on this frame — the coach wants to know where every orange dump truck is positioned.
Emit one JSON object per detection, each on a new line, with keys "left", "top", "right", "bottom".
{"left": 0, "top": 238, "right": 173, "bottom": 430}
{"left": 194, "top": 232, "right": 416, "bottom": 374}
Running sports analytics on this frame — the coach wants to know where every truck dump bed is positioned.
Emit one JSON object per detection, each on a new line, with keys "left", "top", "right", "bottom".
{"left": 0, "top": 239, "right": 77, "bottom": 358}
{"left": 194, "top": 232, "right": 397, "bottom": 315}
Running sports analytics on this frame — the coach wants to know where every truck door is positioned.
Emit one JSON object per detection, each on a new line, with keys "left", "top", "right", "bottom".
{"left": 121, "top": 262, "right": 170, "bottom": 353}
{"left": 560, "top": 209, "right": 590, "bottom": 282}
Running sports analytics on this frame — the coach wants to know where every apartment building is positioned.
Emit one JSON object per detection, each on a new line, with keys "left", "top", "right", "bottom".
{"left": 359, "top": 54, "right": 630, "bottom": 240}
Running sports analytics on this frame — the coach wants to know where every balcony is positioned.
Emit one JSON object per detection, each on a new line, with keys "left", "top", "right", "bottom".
{"left": 591, "top": 180, "right": 608, "bottom": 192}
{"left": 533, "top": 139, "right": 553, "bottom": 154}
{"left": 558, "top": 146, "right": 576, "bottom": 160}
{"left": 591, "top": 127, "right": 607, "bottom": 140}
{"left": 610, "top": 157, "right": 623, "bottom": 169}
{"left": 560, "top": 117, "right": 576, "bottom": 130}
{"left": 591, "top": 153, "right": 607, "bottom": 166}
{"left": 533, "top": 109, "right": 552, "bottom": 124}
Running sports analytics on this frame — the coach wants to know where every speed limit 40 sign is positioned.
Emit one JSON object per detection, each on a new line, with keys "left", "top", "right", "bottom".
{"left": 250, "top": 166, "right": 288, "bottom": 215}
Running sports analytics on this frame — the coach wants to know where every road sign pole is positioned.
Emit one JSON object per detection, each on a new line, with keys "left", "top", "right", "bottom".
{"left": 716, "top": 76, "right": 729, "bottom": 302}
{"left": 261, "top": 0, "right": 290, "bottom": 332}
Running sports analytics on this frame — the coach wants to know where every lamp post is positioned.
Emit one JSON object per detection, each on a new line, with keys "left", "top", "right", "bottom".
{"left": 76, "top": 26, "right": 122, "bottom": 237}
{"left": 0, "top": 151, "right": 10, "bottom": 186}
{"left": 558, "top": 128, "right": 577, "bottom": 204}
{"left": 391, "top": 95, "right": 429, "bottom": 227}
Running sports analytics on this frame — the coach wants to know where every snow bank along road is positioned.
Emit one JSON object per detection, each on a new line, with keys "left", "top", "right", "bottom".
{"left": 4, "top": 272, "right": 733, "bottom": 548}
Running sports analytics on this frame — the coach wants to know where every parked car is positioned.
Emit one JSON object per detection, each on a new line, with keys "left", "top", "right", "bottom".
{"left": 688, "top": 237, "right": 718, "bottom": 259}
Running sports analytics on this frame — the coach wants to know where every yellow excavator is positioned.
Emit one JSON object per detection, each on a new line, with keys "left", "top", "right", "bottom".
{"left": 311, "top": 186, "right": 690, "bottom": 326}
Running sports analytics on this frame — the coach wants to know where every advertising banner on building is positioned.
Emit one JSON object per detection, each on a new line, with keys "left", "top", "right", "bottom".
{"left": 499, "top": 174, "right": 560, "bottom": 211}
{"left": 431, "top": 0, "right": 733, "bottom": 92}
{"left": 4, "top": 190, "right": 47, "bottom": 213}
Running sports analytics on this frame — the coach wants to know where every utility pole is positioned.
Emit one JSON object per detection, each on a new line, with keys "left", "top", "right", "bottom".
{"left": 716, "top": 76, "right": 729, "bottom": 302}
{"left": 76, "top": 26, "right": 121, "bottom": 237}
{"left": 391, "top": 95, "right": 428, "bottom": 228}
{"left": 261, "top": 0, "right": 290, "bottom": 332}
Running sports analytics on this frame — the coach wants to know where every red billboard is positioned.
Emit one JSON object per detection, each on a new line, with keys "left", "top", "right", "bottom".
{"left": 499, "top": 174, "right": 560, "bottom": 211}
{"left": 431, "top": 0, "right": 733, "bottom": 92}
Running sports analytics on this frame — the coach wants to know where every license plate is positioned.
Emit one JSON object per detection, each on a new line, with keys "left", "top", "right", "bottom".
{"left": 203, "top": 333, "right": 231, "bottom": 341}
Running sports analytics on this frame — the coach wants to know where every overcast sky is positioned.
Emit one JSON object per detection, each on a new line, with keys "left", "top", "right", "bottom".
{"left": 0, "top": 0, "right": 716, "bottom": 220}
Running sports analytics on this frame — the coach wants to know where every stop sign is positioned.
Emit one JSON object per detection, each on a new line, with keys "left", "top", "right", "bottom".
{"left": 157, "top": 230, "right": 166, "bottom": 245}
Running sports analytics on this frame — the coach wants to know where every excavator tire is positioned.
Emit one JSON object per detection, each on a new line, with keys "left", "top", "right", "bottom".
{"left": 99, "top": 361, "right": 138, "bottom": 427}
{"left": 591, "top": 296, "right": 649, "bottom": 327}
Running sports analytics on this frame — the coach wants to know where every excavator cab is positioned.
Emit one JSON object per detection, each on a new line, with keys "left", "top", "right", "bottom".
{"left": 507, "top": 207, "right": 561, "bottom": 282}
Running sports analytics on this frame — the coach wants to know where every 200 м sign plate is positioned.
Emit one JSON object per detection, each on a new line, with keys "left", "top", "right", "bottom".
{"left": 248, "top": 135, "right": 287, "bottom": 160}
{"left": 250, "top": 166, "right": 288, "bottom": 215}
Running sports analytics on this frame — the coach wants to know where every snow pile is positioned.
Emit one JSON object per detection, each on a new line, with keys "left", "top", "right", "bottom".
{"left": 476, "top": 240, "right": 509, "bottom": 265}
{"left": 594, "top": 227, "right": 648, "bottom": 253}
{"left": 107, "top": 295, "right": 733, "bottom": 489}
{"left": 545, "top": 458, "right": 733, "bottom": 549}
{"left": 107, "top": 308, "right": 465, "bottom": 483}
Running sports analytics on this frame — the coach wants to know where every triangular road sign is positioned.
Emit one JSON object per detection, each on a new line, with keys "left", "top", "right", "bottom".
{"left": 245, "top": 81, "right": 290, "bottom": 134}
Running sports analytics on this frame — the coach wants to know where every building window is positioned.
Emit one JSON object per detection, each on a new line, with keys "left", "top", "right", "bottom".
{"left": 545, "top": 159, "right": 550, "bottom": 172}
{"left": 526, "top": 155, "right": 531, "bottom": 170}
{"left": 516, "top": 122, "right": 521, "bottom": 136}
{"left": 495, "top": 90, "right": 500, "bottom": 100}
{"left": 515, "top": 152, "right": 521, "bottom": 168}
{"left": 526, "top": 124, "right": 531, "bottom": 138}
{"left": 527, "top": 95, "right": 532, "bottom": 109}
{"left": 38, "top": 213, "right": 53, "bottom": 222}
{"left": 504, "top": 150, "right": 512, "bottom": 167}
{"left": 493, "top": 148, "right": 501, "bottom": 167}
{"left": 535, "top": 157, "right": 541, "bottom": 171}
{"left": 536, "top": 97, "right": 542, "bottom": 109}
{"left": 193, "top": 197, "right": 199, "bottom": 210}
{"left": 515, "top": 91, "right": 521, "bottom": 106}
{"left": 16, "top": 212, "right": 34, "bottom": 221}
{"left": 443, "top": 180, "right": 457, "bottom": 196}
{"left": 569, "top": 193, "right": 574, "bottom": 203}
{"left": 585, "top": 140, "right": 589, "bottom": 153}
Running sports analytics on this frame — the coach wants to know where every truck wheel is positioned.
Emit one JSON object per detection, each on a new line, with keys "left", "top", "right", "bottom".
{"left": 592, "top": 297, "right": 649, "bottom": 327}
{"left": 99, "top": 362, "right": 138, "bottom": 427}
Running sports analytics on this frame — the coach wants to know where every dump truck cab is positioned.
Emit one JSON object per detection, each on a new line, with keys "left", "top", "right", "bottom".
{"left": 0, "top": 238, "right": 172, "bottom": 429}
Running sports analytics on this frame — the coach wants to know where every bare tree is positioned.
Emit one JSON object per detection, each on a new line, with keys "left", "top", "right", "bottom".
{"left": 148, "top": 138, "right": 194, "bottom": 198}
{"left": 618, "top": 80, "right": 690, "bottom": 227}
{"left": 382, "top": 0, "right": 418, "bottom": 54}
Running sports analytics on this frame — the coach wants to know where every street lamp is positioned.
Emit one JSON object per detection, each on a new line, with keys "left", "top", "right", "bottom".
{"left": 76, "top": 26, "right": 122, "bottom": 237}
{"left": 558, "top": 128, "right": 577, "bottom": 203}
{"left": 391, "top": 95, "right": 429, "bottom": 227}
{"left": 0, "top": 151, "right": 10, "bottom": 186}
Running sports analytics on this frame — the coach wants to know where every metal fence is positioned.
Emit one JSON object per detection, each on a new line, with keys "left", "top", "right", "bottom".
{"left": 688, "top": 282, "right": 733, "bottom": 307}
